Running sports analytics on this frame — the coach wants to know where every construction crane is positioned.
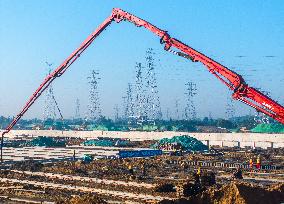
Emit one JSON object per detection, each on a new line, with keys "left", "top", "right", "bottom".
{"left": 1, "top": 8, "right": 284, "bottom": 161}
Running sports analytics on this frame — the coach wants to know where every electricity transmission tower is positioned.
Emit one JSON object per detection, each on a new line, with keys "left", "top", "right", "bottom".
{"left": 43, "top": 62, "right": 57, "bottom": 121}
{"left": 165, "top": 108, "right": 170, "bottom": 120}
{"left": 254, "top": 89, "right": 270, "bottom": 124}
{"left": 114, "top": 104, "right": 119, "bottom": 122}
{"left": 175, "top": 99, "right": 180, "bottom": 120}
{"left": 122, "top": 96, "right": 127, "bottom": 120}
{"left": 124, "top": 83, "right": 135, "bottom": 123}
{"left": 184, "top": 81, "right": 197, "bottom": 120}
{"left": 74, "top": 98, "right": 80, "bottom": 119}
{"left": 87, "top": 70, "right": 102, "bottom": 121}
{"left": 144, "top": 48, "right": 162, "bottom": 123}
{"left": 133, "top": 62, "right": 146, "bottom": 125}
{"left": 225, "top": 97, "right": 235, "bottom": 119}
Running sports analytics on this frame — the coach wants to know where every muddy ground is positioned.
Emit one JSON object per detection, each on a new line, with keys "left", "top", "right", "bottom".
{"left": 0, "top": 143, "right": 283, "bottom": 203}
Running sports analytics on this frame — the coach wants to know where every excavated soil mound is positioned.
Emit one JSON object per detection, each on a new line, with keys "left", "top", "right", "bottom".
{"left": 11, "top": 160, "right": 43, "bottom": 171}
{"left": 268, "top": 183, "right": 284, "bottom": 192}
{"left": 155, "top": 183, "right": 176, "bottom": 193}
{"left": 160, "top": 182, "right": 284, "bottom": 204}
{"left": 57, "top": 194, "right": 107, "bottom": 204}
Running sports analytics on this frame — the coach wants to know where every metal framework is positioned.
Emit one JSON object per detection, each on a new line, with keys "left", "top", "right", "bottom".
{"left": 1, "top": 8, "right": 284, "bottom": 161}
{"left": 144, "top": 48, "right": 162, "bottom": 122}
{"left": 184, "top": 81, "right": 197, "bottom": 120}
{"left": 87, "top": 70, "right": 101, "bottom": 121}
{"left": 74, "top": 98, "right": 80, "bottom": 119}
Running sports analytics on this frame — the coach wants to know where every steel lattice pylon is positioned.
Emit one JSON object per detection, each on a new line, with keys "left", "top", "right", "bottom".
{"left": 43, "top": 62, "right": 57, "bottom": 122}
{"left": 87, "top": 70, "right": 102, "bottom": 121}
{"left": 184, "top": 81, "right": 197, "bottom": 120}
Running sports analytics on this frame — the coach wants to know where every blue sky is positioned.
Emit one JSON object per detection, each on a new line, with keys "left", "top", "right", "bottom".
{"left": 0, "top": 0, "right": 283, "bottom": 119}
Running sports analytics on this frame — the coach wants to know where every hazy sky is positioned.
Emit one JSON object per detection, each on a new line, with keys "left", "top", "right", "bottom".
{"left": 0, "top": 0, "right": 283, "bottom": 120}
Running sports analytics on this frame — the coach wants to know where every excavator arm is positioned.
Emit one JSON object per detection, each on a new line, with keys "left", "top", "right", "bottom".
{"left": 1, "top": 8, "right": 284, "bottom": 160}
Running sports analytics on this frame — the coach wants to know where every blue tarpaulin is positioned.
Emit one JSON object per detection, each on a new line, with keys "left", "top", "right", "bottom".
{"left": 119, "top": 150, "right": 162, "bottom": 158}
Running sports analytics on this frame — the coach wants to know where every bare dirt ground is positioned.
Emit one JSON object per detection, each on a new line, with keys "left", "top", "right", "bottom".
{"left": 0, "top": 138, "right": 283, "bottom": 203}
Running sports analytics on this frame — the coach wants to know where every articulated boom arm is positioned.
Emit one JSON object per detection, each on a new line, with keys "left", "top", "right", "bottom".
{"left": 2, "top": 8, "right": 284, "bottom": 140}
{"left": 113, "top": 8, "right": 284, "bottom": 124}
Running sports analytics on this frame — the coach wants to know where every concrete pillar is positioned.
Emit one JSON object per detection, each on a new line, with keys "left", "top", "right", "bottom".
{"left": 237, "top": 141, "right": 240, "bottom": 148}
{"left": 206, "top": 140, "right": 210, "bottom": 148}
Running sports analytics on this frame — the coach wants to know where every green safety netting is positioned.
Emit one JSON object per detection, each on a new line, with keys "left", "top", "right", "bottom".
{"left": 152, "top": 135, "right": 208, "bottom": 151}
{"left": 86, "top": 125, "right": 109, "bottom": 131}
{"left": 82, "top": 154, "right": 94, "bottom": 163}
{"left": 83, "top": 138, "right": 129, "bottom": 147}
{"left": 26, "top": 136, "right": 66, "bottom": 147}
{"left": 142, "top": 125, "right": 158, "bottom": 131}
{"left": 250, "top": 123, "right": 284, "bottom": 133}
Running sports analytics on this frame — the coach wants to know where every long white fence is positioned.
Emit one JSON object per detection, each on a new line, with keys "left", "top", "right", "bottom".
{"left": 1, "top": 130, "right": 284, "bottom": 149}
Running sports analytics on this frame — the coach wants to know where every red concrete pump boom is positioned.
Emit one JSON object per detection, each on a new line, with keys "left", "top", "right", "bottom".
{"left": 1, "top": 8, "right": 284, "bottom": 160}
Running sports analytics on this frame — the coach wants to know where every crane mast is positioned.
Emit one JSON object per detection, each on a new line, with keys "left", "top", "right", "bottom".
{"left": 1, "top": 8, "right": 284, "bottom": 161}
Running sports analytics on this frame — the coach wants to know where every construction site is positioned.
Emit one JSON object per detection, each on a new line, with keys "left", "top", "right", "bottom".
{"left": 1, "top": 2, "right": 284, "bottom": 204}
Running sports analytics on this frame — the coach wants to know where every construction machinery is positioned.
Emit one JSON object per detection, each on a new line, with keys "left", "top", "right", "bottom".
{"left": 1, "top": 8, "right": 284, "bottom": 160}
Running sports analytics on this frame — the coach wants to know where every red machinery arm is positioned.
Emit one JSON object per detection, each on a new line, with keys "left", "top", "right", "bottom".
{"left": 1, "top": 8, "right": 284, "bottom": 140}
{"left": 113, "top": 8, "right": 284, "bottom": 125}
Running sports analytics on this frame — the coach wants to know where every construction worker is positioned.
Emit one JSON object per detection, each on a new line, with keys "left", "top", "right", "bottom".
{"left": 197, "top": 167, "right": 201, "bottom": 176}
{"left": 249, "top": 158, "right": 253, "bottom": 169}
{"left": 256, "top": 155, "right": 261, "bottom": 169}
{"left": 128, "top": 164, "right": 134, "bottom": 175}
{"left": 181, "top": 161, "right": 186, "bottom": 173}
{"left": 72, "top": 150, "right": 76, "bottom": 161}
{"left": 193, "top": 167, "right": 201, "bottom": 185}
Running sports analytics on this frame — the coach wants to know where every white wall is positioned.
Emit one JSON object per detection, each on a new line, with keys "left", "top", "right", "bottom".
{"left": 2, "top": 130, "right": 284, "bottom": 149}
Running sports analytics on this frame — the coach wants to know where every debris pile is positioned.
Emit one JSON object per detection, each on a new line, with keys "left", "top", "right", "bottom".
{"left": 161, "top": 182, "right": 284, "bottom": 204}
{"left": 153, "top": 135, "right": 208, "bottom": 151}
